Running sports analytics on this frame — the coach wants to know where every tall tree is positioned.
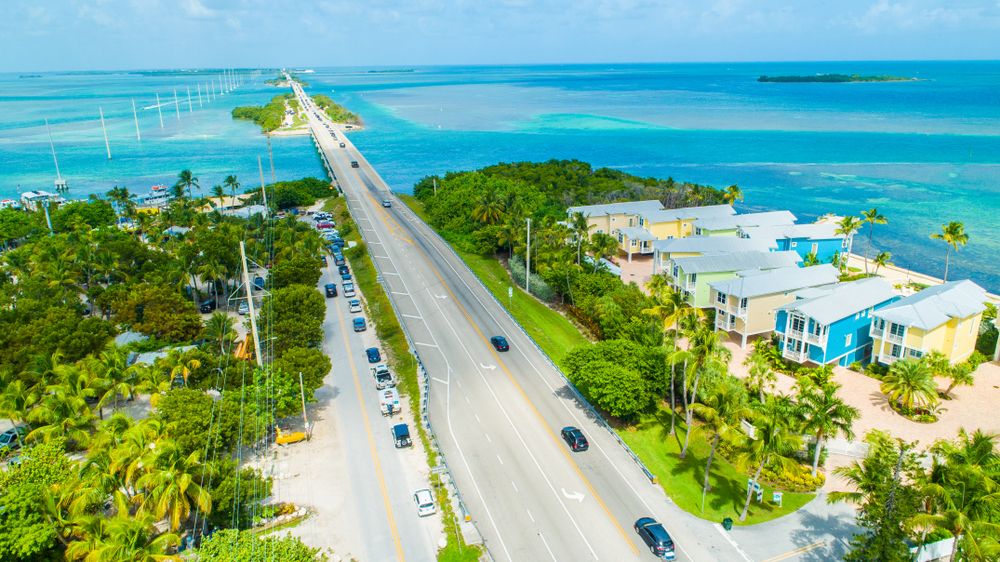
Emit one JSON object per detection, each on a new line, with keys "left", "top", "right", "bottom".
{"left": 175, "top": 170, "right": 200, "bottom": 200}
{"left": 835, "top": 215, "right": 861, "bottom": 272}
{"left": 796, "top": 378, "right": 860, "bottom": 477}
{"left": 722, "top": 184, "right": 744, "bottom": 205}
{"left": 570, "top": 211, "right": 594, "bottom": 265}
{"left": 861, "top": 207, "right": 887, "bottom": 276}
{"left": 223, "top": 175, "right": 240, "bottom": 200}
{"left": 735, "top": 403, "right": 803, "bottom": 521}
{"left": 873, "top": 251, "right": 893, "bottom": 276}
{"left": 691, "top": 383, "right": 750, "bottom": 492}
{"left": 929, "top": 221, "right": 969, "bottom": 283}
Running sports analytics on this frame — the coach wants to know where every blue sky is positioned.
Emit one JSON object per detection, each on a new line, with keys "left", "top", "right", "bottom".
{"left": 3, "top": 0, "right": 999, "bottom": 71}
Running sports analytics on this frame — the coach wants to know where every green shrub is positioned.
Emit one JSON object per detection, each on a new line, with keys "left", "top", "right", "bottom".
{"left": 967, "top": 350, "right": 989, "bottom": 370}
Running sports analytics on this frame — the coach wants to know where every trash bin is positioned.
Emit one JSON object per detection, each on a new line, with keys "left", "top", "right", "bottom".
{"left": 722, "top": 517, "right": 733, "bottom": 531}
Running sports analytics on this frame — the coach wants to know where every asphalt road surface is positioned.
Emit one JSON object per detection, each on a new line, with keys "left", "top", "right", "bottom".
{"left": 293, "top": 83, "right": 738, "bottom": 562}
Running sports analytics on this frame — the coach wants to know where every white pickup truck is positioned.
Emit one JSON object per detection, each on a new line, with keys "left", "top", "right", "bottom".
{"left": 372, "top": 364, "right": 395, "bottom": 390}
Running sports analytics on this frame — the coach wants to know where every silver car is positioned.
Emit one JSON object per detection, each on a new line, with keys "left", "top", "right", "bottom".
{"left": 349, "top": 299, "right": 362, "bottom": 313}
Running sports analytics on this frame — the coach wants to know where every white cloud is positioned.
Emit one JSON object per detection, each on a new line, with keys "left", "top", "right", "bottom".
{"left": 182, "top": 0, "right": 215, "bottom": 19}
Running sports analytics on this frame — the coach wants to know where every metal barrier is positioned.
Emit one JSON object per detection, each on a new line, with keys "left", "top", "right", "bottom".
{"left": 400, "top": 203, "right": 661, "bottom": 485}
{"left": 334, "top": 170, "right": 492, "bottom": 559}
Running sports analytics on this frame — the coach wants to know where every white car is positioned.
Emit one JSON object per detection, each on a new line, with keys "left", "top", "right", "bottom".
{"left": 238, "top": 301, "right": 249, "bottom": 315}
{"left": 413, "top": 488, "right": 436, "bottom": 517}
{"left": 349, "top": 299, "right": 362, "bottom": 313}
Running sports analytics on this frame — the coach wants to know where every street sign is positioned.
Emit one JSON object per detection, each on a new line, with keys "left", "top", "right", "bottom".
{"left": 508, "top": 286, "right": 513, "bottom": 298}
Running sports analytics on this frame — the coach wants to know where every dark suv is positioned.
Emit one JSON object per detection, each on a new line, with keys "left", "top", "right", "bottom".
{"left": 325, "top": 283, "right": 338, "bottom": 298}
{"left": 634, "top": 518, "right": 675, "bottom": 560}
{"left": 199, "top": 299, "right": 216, "bottom": 313}
{"left": 560, "top": 427, "right": 589, "bottom": 452}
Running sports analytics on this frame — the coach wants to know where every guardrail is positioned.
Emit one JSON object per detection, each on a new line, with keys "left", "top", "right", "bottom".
{"left": 333, "top": 166, "right": 491, "bottom": 560}
{"left": 398, "top": 200, "right": 660, "bottom": 486}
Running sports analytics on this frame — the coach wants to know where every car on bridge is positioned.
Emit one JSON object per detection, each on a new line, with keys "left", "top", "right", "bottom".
{"left": 561, "top": 427, "right": 589, "bottom": 452}
{"left": 634, "top": 518, "right": 676, "bottom": 560}
{"left": 339, "top": 142, "right": 346, "bottom": 148}
{"left": 382, "top": 200, "right": 391, "bottom": 208}
{"left": 350, "top": 161, "right": 359, "bottom": 168}
{"left": 489, "top": 336, "right": 509, "bottom": 352}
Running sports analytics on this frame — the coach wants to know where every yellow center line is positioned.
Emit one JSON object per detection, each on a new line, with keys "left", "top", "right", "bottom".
{"left": 759, "top": 541, "right": 826, "bottom": 562}
{"left": 365, "top": 191, "right": 414, "bottom": 245}
{"left": 334, "top": 292, "right": 405, "bottom": 562}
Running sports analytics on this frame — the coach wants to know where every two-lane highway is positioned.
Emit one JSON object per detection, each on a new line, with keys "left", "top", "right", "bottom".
{"left": 294, "top": 83, "right": 730, "bottom": 562}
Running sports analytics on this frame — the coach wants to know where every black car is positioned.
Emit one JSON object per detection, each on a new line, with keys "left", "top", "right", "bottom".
{"left": 489, "top": 336, "right": 509, "bottom": 352}
{"left": 334, "top": 256, "right": 346, "bottom": 266}
{"left": 366, "top": 347, "right": 381, "bottom": 363}
{"left": 634, "top": 518, "right": 675, "bottom": 560}
{"left": 199, "top": 299, "right": 217, "bottom": 313}
{"left": 560, "top": 427, "right": 589, "bottom": 452}
{"left": 338, "top": 265, "right": 350, "bottom": 275}
{"left": 339, "top": 142, "right": 346, "bottom": 148}
{"left": 325, "top": 283, "right": 338, "bottom": 298}
{"left": 350, "top": 161, "right": 360, "bottom": 168}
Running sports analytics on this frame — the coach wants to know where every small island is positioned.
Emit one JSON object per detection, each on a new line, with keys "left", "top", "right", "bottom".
{"left": 368, "top": 69, "right": 415, "bottom": 73}
{"left": 265, "top": 72, "right": 309, "bottom": 88}
{"left": 233, "top": 92, "right": 360, "bottom": 134}
{"left": 19, "top": 74, "right": 41, "bottom": 78}
{"left": 758, "top": 74, "right": 918, "bottom": 83}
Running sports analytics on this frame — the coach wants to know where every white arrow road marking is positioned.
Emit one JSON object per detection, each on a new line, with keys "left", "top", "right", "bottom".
{"left": 432, "top": 377, "right": 449, "bottom": 385}
{"left": 561, "top": 489, "right": 585, "bottom": 503}
{"left": 480, "top": 363, "right": 497, "bottom": 371}
{"left": 434, "top": 294, "right": 447, "bottom": 299}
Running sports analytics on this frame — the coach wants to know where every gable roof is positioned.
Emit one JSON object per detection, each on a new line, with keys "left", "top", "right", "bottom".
{"left": 618, "top": 226, "right": 657, "bottom": 241}
{"left": 773, "top": 277, "right": 897, "bottom": 325}
{"left": 653, "top": 235, "right": 776, "bottom": 255}
{"left": 740, "top": 223, "right": 845, "bottom": 242}
{"left": 640, "top": 204, "right": 735, "bottom": 225}
{"left": 872, "top": 280, "right": 987, "bottom": 330}
{"left": 673, "top": 251, "right": 801, "bottom": 274}
{"left": 567, "top": 200, "right": 663, "bottom": 218}
{"left": 692, "top": 210, "right": 797, "bottom": 232}
{"left": 708, "top": 265, "right": 841, "bottom": 299}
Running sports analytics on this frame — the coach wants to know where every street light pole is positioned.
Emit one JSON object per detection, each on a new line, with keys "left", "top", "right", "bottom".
{"left": 526, "top": 218, "right": 531, "bottom": 294}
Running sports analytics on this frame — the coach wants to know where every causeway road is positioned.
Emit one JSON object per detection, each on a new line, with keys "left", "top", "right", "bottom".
{"left": 293, "top": 82, "right": 741, "bottom": 562}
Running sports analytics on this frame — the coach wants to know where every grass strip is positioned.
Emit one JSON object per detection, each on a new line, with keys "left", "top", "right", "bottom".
{"left": 620, "top": 406, "right": 815, "bottom": 526}
{"left": 325, "top": 196, "right": 482, "bottom": 561}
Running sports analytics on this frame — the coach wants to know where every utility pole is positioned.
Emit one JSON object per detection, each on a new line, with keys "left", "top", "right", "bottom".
{"left": 526, "top": 218, "right": 531, "bottom": 294}
{"left": 99, "top": 108, "right": 111, "bottom": 160}
{"left": 42, "top": 200, "right": 53, "bottom": 236}
{"left": 45, "top": 119, "right": 62, "bottom": 184}
{"left": 268, "top": 136, "right": 277, "bottom": 184}
{"left": 131, "top": 100, "right": 141, "bottom": 142}
{"left": 240, "top": 241, "right": 263, "bottom": 368}
{"left": 173, "top": 90, "right": 180, "bottom": 120}
{"left": 299, "top": 372, "right": 310, "bottom": 440}
{"left": 197, "top": 84, "right": 203, "bottom": 107}
{"left": 258, "top": 156, "right": 269, "bottom": 213}
{"left": 433, "top": 179, "right": 437, "bottom": 196}
{"left": 187, "top": 86, "right": 193, "bottom": 112}
{"left": 156, "top": 93, "right": 164, "bottom": 128}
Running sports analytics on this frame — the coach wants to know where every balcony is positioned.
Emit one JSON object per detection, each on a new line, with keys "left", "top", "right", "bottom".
{"left": 804, "top": 331, "right": 828, "bottom": 346}
{"left": 783, "top": 344, "right": 809, "bottom": 363}
{"left": 879, "top": 353, "right": 901, "bottom": 366}
{"left": 686, "top": 282, "right": 697, "bottom": 291}
{"left": 870, "top": 327, "right": 904, "bottom": 345}
{"left": 788, "top": 328, "right": 804, "bottom": 340}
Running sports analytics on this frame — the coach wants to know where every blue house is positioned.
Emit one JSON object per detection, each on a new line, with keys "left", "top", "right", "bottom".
{"left": 740, "top": 223, "right": 848, "bottom": 265}
{"left": 773, "top": 278, "right": 900, "bottom": 367}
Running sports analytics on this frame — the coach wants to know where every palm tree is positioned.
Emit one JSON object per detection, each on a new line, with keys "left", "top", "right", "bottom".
{"left": 880, "top": 358, "right": 938, "bottom": 412}
{"left": 802, "top": 252, "right": 821, "bottom": 267}
{"left": 692, "top": 384, "right": 751, "bottom": 492}
{"left": 680, "top": 325, "right": 729, "bottom": 459}
{"left": 155, "top": 350, "right": 201, "bottom": 387}
{"left": 223, "top": 174, "right": 240, "bottom": 200}
{"left": 797, "top": 379, "right": 860, "bottom": 477}
{"left": 209, "top": 185, "right": 225, "bottom": 206}
{"left": 203, "top": 312, "right": 237, "bottom": 354}
{"left": 28, "top": 390, "right": 97, "bottom": 446}
{"left": 87, "top": 343, "right": 137, "bottom": 413}
{"left": 65, "top": 513, "right": 182, "bottom": 562}
{"left": 471, "top": 190, "right": 504, "bottom": 225}
{"left": 743, "top": 345, "right": 776, "bottom": 403}
{"left": 942, "top": 362, "right": 975, "bottom": 398}
{"left": 589, "top": 233, "right": 619, "bottom": 271}
{"left": 669, "top": 349, "right": 695, "bottom": 443}
{"left": 913, "top": 463, "right": 1000, "bottom": 562}
{"left": 570, "top": 212, "right": 595, "bottom": 265}
{"left": 736, "top": 405, "right": 803, "bottom": 521}
{"left": 723, "top": 184, "right": 744, "bottom": 205}
{"left": 133, "top": 441, "right": 211, "bottom": 531}
{"left": 930, "top": 221, "right": 969, "bottom": 282}
{"left": 835, "top": 215, "right": 861, "bottom": 271}
{"left": 0, "top": 370, "right": 36, "bottom": 448}
{"left": 861, "top": 207, "right": 887, "bottom": 276}
{"left": 873, "top": 251, "right": 893, "bottom": 276}
{"left": 175, "top": 170, "right": 200, "bottom": 200}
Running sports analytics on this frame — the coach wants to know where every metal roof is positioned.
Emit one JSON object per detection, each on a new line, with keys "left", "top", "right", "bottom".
{"left": 640, "top": 204, "right": 735, "bottom": 224}
{"left": 740, "top": 223, "right": 844, "bottom": 242}
{"left": 617, "top": 226, "right": 657, "bottom": 241}
{"left": 673, "top": 251, "right": 801, "bottom": 274}
{"left": 708, "top": 265, "right": 840, "bottom": 299}
{"left": 567, "top": 200, "right": 663, "bottom": 217}
{"left": 773, "top": 277, "right": 898, "bottom": 325}
{"left": 872, "top": 280, "right": 987, "bottom": 330}
{"left": 653, "top": 235, "right": 776, "bottom": 255}
{"left": 692, "top": 211, "right": 797, "bottom": 232}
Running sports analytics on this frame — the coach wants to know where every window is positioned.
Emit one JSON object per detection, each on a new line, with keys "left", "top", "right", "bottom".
{"left": 791, "top": 242, "right": 798, "bottom": 248}
{"left": 689, "top": 273, "right": 697, "bottom": 284}
{"left": 611, "top": 217, "right": 616, "bottom": 222}
{"left": 695, "top": 228, "right": 702, "bottom": 235}
{"left": 630, "top": 239, "right": 636, "bottom": 248}
{"left": 845, "top": 334, "right": 852, "bottom": 346}
{"left": 811, "top": 243, "right": 819, "bottom": 255}
{"left": 596, "top": 229, "right": 603, "bottom": 234}
{"left": 741, "top": 297, "right": 748, "bottom": 309}
{"left": 791, "top": 316, "right": 806, "bottom": 333}
{"left": 783, "top": 292, "right": 789, "bottom": 297}
{"left": 629, "top": 218, "right": 634, "bottom": 227}
{"left": 639, "top": 218, "right": 644, "bottom": 226}
{"left": 717, "top": 293, "right": 727, "bottom": 305}
{"left": 672, "top": 265, "right": 679, "bottom": 278}
{"left": 889, "top": 323, "right": 905, "bottom": 337}
{"left": 855, "top": 313, "right": 860, "bottom": 320}
{"left": 907, "top": 348, "right": 924, "bottom": 359}
{"left": 618, "top": 232, "right": 624, "bottom": 243}
{"left": 666, "top": 235, "right": 674, "bottom": 240}
{"left": 970, "top": 320, "right": 976, "bottom": 336}
{"left": 891, "top": 344, "right": 902, "bottom": 357}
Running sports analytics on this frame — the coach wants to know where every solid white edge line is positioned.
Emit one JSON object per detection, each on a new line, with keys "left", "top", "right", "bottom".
{"left": 713, "top": 524, "right": 755, "bottom": 562}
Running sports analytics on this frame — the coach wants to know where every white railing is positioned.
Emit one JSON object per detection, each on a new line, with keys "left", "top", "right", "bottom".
{"left": 686, "top": 282, "right": 696, "bottom": 290}
{"left": 805, "top": 331, "right": 828, "bottom": 345}
{"left": 871, "top": 328, "right": 904, "bottom": 344}
{"left": 788, "top": 328, "right": 804, "bottom": 340}
{"left": 879, "top": 353, "right": 901, "bottom": 365}
{"left": 783, "top": 344, "right": 809, "bottom": 363}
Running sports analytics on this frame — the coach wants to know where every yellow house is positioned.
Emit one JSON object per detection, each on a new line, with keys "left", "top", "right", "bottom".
{"left": 870, "top": 280, "right": 987, "bottom": 365}
{"left": 566, "top": 200, "right": 664, "bottom": 239}
{"left": 641, "top": 204, "right": 735, "bottom": 240}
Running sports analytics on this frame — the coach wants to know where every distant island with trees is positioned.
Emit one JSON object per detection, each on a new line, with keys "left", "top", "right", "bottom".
{"left": 758, "top": 74, "right": 918, "bottom": 83}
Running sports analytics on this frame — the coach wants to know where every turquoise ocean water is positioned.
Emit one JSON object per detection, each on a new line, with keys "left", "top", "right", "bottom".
{"left": 1, "top": 63, "right": 998, "bottom": 290}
